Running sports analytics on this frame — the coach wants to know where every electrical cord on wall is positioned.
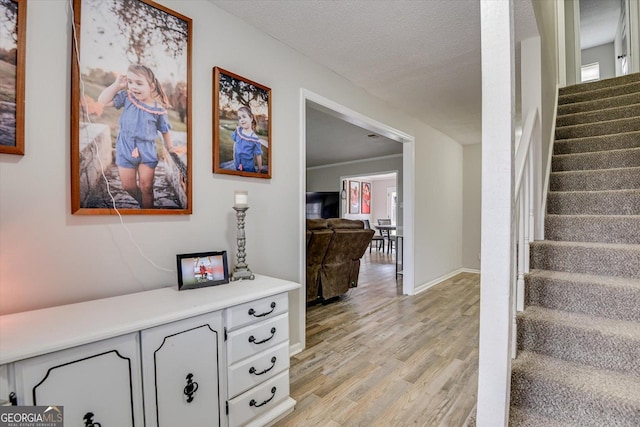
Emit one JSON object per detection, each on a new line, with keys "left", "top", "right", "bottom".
{"left": 68, "top": 0, "right": 173, "bottom": 274}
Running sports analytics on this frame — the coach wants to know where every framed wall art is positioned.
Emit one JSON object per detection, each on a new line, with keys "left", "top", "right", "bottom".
{"left": 0, "top": 0, "right": 26, "bottom": 155}
{"left": 213, "top": 67, "right": 271, "bottom": 179}
{"left": 177, "top": 251, "right": 229, "bottom": 290}
{"left": 361, "top": 181, "right": 371, "bottom": 214}
{"left": 71, "top": 0, "right": 192, "bottom": 214}
{"left": 349, "top": 180, "right": 360, "bottom": 214}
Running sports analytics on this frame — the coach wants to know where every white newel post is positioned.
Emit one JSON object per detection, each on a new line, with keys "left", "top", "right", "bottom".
{"left": 477, "top": 1, "right": 515, "bottom": 426}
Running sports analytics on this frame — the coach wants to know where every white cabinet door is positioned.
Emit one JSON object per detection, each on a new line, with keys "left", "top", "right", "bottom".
{"left": 141, "top": 311, "right": 224, "bottom": 427}
{"left": 14, "top": 333, "right": 143, "bottom": 426}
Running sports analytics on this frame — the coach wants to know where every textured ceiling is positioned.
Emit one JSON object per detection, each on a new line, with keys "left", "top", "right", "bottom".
{"left": 210, "top": 0, "right": 539, "bottom": 165}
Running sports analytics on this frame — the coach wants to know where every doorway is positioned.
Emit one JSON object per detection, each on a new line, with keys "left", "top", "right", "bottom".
{"left": 299, "top": 89, "right": 415, "bottom": 350}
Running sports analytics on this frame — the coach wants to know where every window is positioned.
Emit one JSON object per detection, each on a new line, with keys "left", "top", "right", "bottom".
{"left": 581, "top": 62, "right": 600, "bottom": 82}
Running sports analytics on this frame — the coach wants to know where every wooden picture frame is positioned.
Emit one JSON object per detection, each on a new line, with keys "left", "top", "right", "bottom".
{"left": 177, "top": 251, "right": 229, "bottom": 290}
{"left": 71, "top": 0, "right": 192, "bottom": 215}
{"left": 361, "top": 181, "right": 371, "bottom": 214}
{"left": 349, "top": 180, "right": 360, "bottom": 214}
{"left": 213, "top": 67, "right": 271, "bottom": 179}
{"left": 0, "top": 0, "right": 26, "bottom": 155}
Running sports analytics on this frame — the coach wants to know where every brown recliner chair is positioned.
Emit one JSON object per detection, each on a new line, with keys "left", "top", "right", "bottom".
{"left": 318, "top": 219, "right": 374, "bottom": 301}
{"left": 306, "top": 219, "right": 333, "bottom": 303}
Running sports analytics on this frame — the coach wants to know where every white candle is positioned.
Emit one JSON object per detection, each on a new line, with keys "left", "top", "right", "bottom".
{"left": 234, "top": 191, "right": 248, "bottom": 207}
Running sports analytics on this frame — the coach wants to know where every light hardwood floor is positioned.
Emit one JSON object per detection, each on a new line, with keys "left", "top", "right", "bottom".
{"left": 276, "top": 251, "right": 480, "bottom": 426}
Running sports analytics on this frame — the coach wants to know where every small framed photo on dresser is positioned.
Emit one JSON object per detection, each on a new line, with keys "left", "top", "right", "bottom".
{"left": 177, "top": 251, "right": 229, "bottom": 290}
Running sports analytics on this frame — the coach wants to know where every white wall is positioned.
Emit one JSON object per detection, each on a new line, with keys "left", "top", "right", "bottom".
{"left": 582, "top": 42, "right": 615, "bottom": 80}
{"left": 463, "top": 144, "right": 482, "bottom": 270}
{"left": 0, "top": 1, "right": 464, "bottom": 350}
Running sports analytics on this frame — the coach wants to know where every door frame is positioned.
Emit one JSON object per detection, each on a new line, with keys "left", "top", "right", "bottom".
{"left": 297, "top": 88, "right": 416, "bottom": 351}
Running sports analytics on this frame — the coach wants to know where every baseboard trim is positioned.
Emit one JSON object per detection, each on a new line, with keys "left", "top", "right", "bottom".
{"left": 289, "top": 342, "right": 304, "bottom": 357}
{"left": 414, "top": 268, "right": 480, "bottom": 294}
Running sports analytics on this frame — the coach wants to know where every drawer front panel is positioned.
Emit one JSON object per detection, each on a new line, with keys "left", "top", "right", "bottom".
{"left": 141, "top": 312, "right": 223, "bottom": 427}
{"left": 227, "top": 314, "right": 289, "bottom": 364}
{"left": 14, "top": 333, "right": 143, "bottom": 427}
{"left": 228, "top": 370, "right": 290, "bottom": 427}
{"left": 226, "top": 293, "right": 288, "bottom": 331}
{"left": 228, "top": 340, "right": 289, "bottom": 399}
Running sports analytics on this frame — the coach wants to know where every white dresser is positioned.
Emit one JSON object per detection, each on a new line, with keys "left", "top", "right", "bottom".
{"left": 0, "top": 275, "right": 300, "bottom": 427}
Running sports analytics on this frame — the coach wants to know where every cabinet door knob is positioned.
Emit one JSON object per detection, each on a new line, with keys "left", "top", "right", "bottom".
{"left": 183, "top": 373, "right": 199, "bottom": 403}
{"left": 83, "top": 412, "right": 102, "bottom": 427}
{"left": 249, "top": 356, "right": 277, "bottom": 375}
{"left": 249, "top": 387, "right": 277, "bottom": 408}
{"left": 248, "top": 327, "right": 276, "bottom": 345}
{"left": 248, "top": 301, "right": 276, "bottom": 318}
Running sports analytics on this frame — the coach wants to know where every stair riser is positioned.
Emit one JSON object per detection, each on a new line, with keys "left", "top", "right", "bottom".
{"left": 517, "top": 317, "right": 640, "bottom": 376}
{"left": 553, "top": 131, "right": 640, "bottom": 155}
{"left": 525, "top": 275, "right": 640, "bottom": 321}
{"left": 557, "top": 104, "right": 640, "bottom": 127}
{"left": 558, "top": 93, "right": 640, "bottom": 116}
{"left": 511, "top": 371, "right": 640, "bottom": 427}
{"left": 559, "top": 74, "right": 640, "bottom": 96}
{"left": 550, "top": 168, "right": 640, "bottom": 191}
{"left": 559, "top": 82, "right": 640, "bottom": 105}
{"left": 530, "top": 244, "right": 640, "bottom": 278}
{"left": 544, "top": 216, "right": 640, "bottom": 244}
{"left": 547, "top": 191, "right": 640, "bottom": 215}
{"left": 552, "top": 149, "right": 640, "bottom": 172}
{"left": 556, "top": 118, "right": 640, "bottom": 140}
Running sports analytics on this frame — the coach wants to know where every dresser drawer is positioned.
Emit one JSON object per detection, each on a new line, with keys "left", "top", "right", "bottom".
{"left": 227, "top": 313, "right": 288, "bottom": 365}
{"left": 228, "top": 370, "right": 289, "bottom": 427}
{"left": 226, "top": 293, "right": 288, "bottom": 331}
{"left": 228, "top": 340, "right": 289, "bottom": 399}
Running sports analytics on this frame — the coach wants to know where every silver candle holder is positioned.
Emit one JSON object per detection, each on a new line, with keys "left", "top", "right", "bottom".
{"left": 231, "top": 191, "right": 254, "bottom": 281}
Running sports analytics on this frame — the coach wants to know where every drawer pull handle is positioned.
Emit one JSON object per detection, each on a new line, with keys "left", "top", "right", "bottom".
{"left": 83, "top": 412, "right": 102, "bottom": 427}
{"left": 249, "top": 327, "right": 276, "bottom": 344}
{"left": 248, "top": 302, "right": 276, "bottom": 318}
{"left": 249, "top": 357, "right": 277, "bottom": 375}
{"left": 183, "top": 373, "right": 199, "bottom": 403}
{"left": 250, "top": 387, "right": 277, "bottom": 408}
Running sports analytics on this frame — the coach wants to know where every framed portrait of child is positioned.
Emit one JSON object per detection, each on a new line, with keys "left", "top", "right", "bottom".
{"left": 70, "top": 0, "right": 192, "bottom": 215}
{"left": 213, "top": 67, "right": 272, "bottom": 179}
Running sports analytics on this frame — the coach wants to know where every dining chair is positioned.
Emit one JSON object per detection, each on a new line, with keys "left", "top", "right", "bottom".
{"left": 364, "top": 219, "right": 385, "bottom": 252}
{"left": 377, "top": 218, "right": 395, "bottom": 253}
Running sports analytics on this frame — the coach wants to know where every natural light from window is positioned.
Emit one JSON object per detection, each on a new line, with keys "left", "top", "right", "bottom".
{"left": 581, "top": 62, "right": 600, "bottom": 82}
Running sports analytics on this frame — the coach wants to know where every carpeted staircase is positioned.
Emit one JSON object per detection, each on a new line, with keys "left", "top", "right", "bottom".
{"left": 510, "top": 72, "right": 640, "bottom": 426}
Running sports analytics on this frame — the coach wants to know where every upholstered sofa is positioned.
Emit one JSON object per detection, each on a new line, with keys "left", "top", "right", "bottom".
{"left": 306, "top": 218, "right": 374, "bottom": 303}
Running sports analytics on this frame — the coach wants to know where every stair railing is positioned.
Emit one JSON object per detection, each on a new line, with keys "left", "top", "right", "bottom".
{"left": 512, "top": 108, "right": 539, "bottom": 356}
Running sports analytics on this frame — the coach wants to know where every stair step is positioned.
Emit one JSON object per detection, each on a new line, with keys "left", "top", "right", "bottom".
{"left": 557, "top": 92, "right": 640, "bottom": 116}
{"left": 517, "top": 306, "right": 640, "bottom": 375}
{"left": 544, "top": 214, "right": 640, "bottom": 244}
{"left": 511, "top": 351, "right": 640, "bottom": 427}
{"left": 557, "top": 103, "right": 640, "bottom": 127}
{"left": 547, "top": 189, "right": 640, "bottom": 215}
{"left": 550, "top": 167, "right": 640, "bottom": 191}
{"left": 558, "top": 73, "right": 640, "bottom": 96}
{"left": 555, "top": 117, "right": 640, "bottom": 140}
{"left": 509, "top": 406, "right": 577, "bottom": 427}
{"left": 530, "top": 240, "right": 640, "bottom": 278}
{"left": 558, "top": 80, "right": 640, "bottom": 106}
{"left": 525, "top": 269, "right": 640, "bottom": 321}
{"left": 552, "top": 147, "right": 640, "bottom": 172}
{"left": 553, "top": 130, "right": 640, "bottom": 155}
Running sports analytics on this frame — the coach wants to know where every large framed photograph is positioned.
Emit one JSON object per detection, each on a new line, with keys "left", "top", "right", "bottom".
{"left": 0, "top": 0, "right": 26, "bottom": 155}
{"left": 349, "top": 180, "right": 360, "bottom": 214}
{"left": 177, "top": 251, "right": 229, "bottom": 290}
{"left": 361, "top": 181, "right": 371, "bottom": 214}
{"left": 213, "top": 67, "right": 271, "bottom": 179}
{"left": 71, "top": 0, "right": 192, "bottom": 214}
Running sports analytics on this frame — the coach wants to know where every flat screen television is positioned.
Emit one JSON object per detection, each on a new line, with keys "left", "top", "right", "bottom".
{"left": 306, "top": 192, "right": 340, "bottom": 219}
